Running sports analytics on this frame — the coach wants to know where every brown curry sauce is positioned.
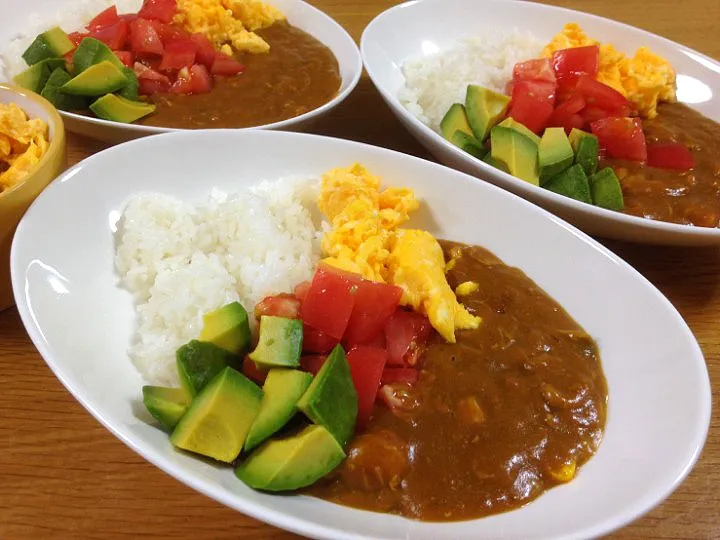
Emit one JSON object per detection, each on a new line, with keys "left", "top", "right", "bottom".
{"left": 138, "top": 21, "right": 341, "bottom": 129}
{"left": 308, "top": 241, "right": 608, "bottom": 521}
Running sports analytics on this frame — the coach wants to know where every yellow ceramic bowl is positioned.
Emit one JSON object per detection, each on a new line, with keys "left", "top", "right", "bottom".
{"left": 0, "top": 84, "right": 66, "bottom": 311}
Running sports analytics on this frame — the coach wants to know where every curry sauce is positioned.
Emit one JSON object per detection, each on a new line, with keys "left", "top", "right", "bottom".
{"left": 138, "top": 21, "right": 341, "bottom": 129}
{"left": 308, "top": 241, "right": 608, "bottom": 521}
{"left": 606, "top": 102, "right": 720, "bottom": 227}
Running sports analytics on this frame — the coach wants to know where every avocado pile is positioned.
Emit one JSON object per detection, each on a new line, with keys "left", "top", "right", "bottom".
{"left": 14, "top": 28, "right": 155, "bottom": 123}
{"left": 143, "top": 302, "right": 358, "bottom": 491}
{"left": 440, "top": 85, "right": 624, "bottom": 211}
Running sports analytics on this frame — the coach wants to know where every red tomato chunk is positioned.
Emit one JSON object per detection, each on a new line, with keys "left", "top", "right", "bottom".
{"left": 300, "top": 354, "right": 327, "bottom": 376}
{"left": 343, "top": 280, "right": 403, "bottom": 346}
{"left": 211, "top": 53, "right": 246, "bottom": 76}
{"left": 591, "top": 117, "right": 648, "bottom": 162}
{"left": 90, "top": 20, "right": 129, "bottom": 50}
{"left": 159, "top": 40, "right": 197, "bottom": 71}
{"left": 302, "top": 323, "right": 339, "bottom": 354}
{"left": 512, "top": 57, "right": 556, "bottom": 85}
{"left": 242, "top": 357, "right": 267, "bottom": 385}
{"left": 87, "top": 6, "right": 121, "bottom": 30}
{"left": 138, "top": 0, "right": 177, "bottom": 23}
{"left": 552, "top": 45, "right": 599, "bottom": 79}
{"left": 130, "top": 18, "right": 164, "bottom": 56}
{"left": 300, "top": 264, "right": 358, "bottom": 339}
{"left": 647, "top": 143, "right": 695, "bottom": 170}
{"left": 347, "top": 346, "right": 388, "bottom": 428}
{"left": 384, "top": 309, "right": 432, "bottom": 366}
{"left": 254, "top": 293, "right": 300, "bottom": 320}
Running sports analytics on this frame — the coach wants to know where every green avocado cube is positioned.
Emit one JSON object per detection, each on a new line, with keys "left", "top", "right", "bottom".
{"left": 497, "top": 117, "right": 542, "bottom": 145}
{"left": 176, "top": 340, "right": 240, "bottom": 397}
{"left": 171, "top": 367, "right": 263, "bottom": 463}
{"left": 440, "top": 103, "right": 476, "bottom": 144}
{"left": 235, "top": 424, "right": 345, "bottom": 491}
{"left": 61, "top": 60, "right": 128, "bottom": 96}
{"left": 22, "top": 27, "right": 74, "bottom": 66}
{"left": 199, "top": 301, "right": 251, "bottom": 356}
{"left": 569, "top": 128, "right": 600, "bottom": 177}
{"left": 248, "top": 316, "right": 303, "bottom": 369}
{"left": 41, "top": 68, "right": 86, "bottom": 111}
{"left": 89, "top": 94, "right": 156, "bottom": 124}
{"left": 142, "top": 386, "right": 190, "bottom": 431}
{"left": 13, "top": 58, "right": 67, "bottom": 93}
{"left": 465, "top": 84, "right": 510, "bottom": 141}
{"left": 539, "top": 127, "right": 574, "bottom": 185}
{"left": 72, "top": 37, "right": 125, "bottom": 74}
{"left": 490, "top": 125, "right": 540, "bottom": 185}
{"left": 544, "top": 163, "right": 593, "bottom": 204}
{"left": 296, "top": 345, "right": 357, "bottom": 447}
{"left": 450, "top": 130, "right": 487, "bottom": 159}
{"left": 590, "top": 167, "right": 625, "bottom": 211}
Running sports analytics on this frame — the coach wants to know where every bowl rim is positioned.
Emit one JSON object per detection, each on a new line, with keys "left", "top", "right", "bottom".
{"left": 0, "top": 83, "right": 65, "bottom": 202}
{"left": 50, "top": 0, "right": 363, "bottom": 136}
{"left": 359, "top": 0, "right": 720, "bottom": 241}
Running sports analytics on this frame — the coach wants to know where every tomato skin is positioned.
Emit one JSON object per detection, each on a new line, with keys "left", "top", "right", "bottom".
{"left": 113, "top": 50, "right": 134, "bottom": 67}
{"left": 381, "top": 367, "right": 419, "bottom": 385}
{"left": 211, "top": 52, "right": 246, "bottom": 76}
{"left": 512, "top": 57, "right": 556, "bottom": 85}
{"left": 189, "top": 63, "right": 213, "bottom": 93}
{"left": 344, "top": 280, "right": 403, "bottom": 346}
{"left": 242, "top": 357, "right": 268, "bottom": 385}
{"left": 302, "top": 323, "right": 340, "bottom": 354}
{"left": 647, "top": 143, "right": 695, "bottom": 170}
{"left": 575, "top": 75, "right": 632, "bottom": 116}
{"left": 508, "top": 80, "right": 555, "bottom": 133}
{"left": 149, "top": 21, "right": 190, "bottom": 43}
{"left": 512, "top": 80, "right": 555, "bottom": 106}
{"left": 138, "top": 0, "right": 177, "bottom": 23}
{"left": 591, "top": 117, "right": 648, "bottom": 162}
{"left": 88, "top": 6, "right": 120, "bottom": 30}
{"left": 300, "top": 264, "right": 357, "bottom": 340}
{"left": 384, "top": 309, "right": 432, "bottom": 366}
{"left": 347, "top": 346, "right": 388, "bottom": 429}
{"left": 547, "top": 93, "right": 586, "bottom": 132}
{"left": 254, "top": 293, "right": 300, "bottom": 320}
{"left": 159, "top": 39, "right": 197, "bottom": 71}
{"left": 299, "top": 354, "right": 327, "bottom": 375}
{"left": 135, "top": 63, "right": 171, "bottom": 94}
{"left": 129, "top": 18, "right": 164, "bottom": 56}
{"left": 89, "top": 20, "right": 129, "bottom": 50}
{"left": 552, "top": 45, "right": 599, "bottom": 79}
{"left": 190, "top": 33, "right": 217, "bottom": 68}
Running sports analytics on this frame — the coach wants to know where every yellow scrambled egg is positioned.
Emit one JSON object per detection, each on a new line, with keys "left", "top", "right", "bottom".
{"left": 318, "top": 163, "right": 482, "bottom": 343}
{"left": 0, "top": 103, "right": 49, "bottom": 193}
{"left": 543, "top": 23, "right": 676, "bottom": 118}
{"left": 173, "top": 0, "right": 285, "bottom": 55}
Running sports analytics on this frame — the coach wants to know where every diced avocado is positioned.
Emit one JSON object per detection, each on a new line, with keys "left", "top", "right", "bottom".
{"left": 490, "top": 126, "right": 540, "bottom": 185}
{"left": 296, "top": 345, "right": 357, "bottom": 447}
{"left": 482, "top": 153, "right": 509, "bottom": 173}
{"left": 465, "top": 85, "right": 511, "bottom": 141}
{"left": 544, "top": 163, "right": 592, "bottom": 204}
{"left": 245, "top": 369, "right": 313, "bottom": 452}
{"left": 142, "top": 386, "right": 190, "bottom": 432}
{"left": 199, "top": 302, "right": 251, "bottom": 356}
{"left": 248, "top": 316, "right": 303, "bottom": 370}
{"left": 497, "top": 117, "right": 542, "bottom": 146}
{"left": 569, "top": 128, "right": 600, "bottom": 177}
{"left": 235, "top": 424, "right": 345, "bottom": 491}
{"left": 117, "top": 67, "right": 140, "bottom": 101}
{"left": 450, "top": 130, "right": 487, "bottom": 159}
{"left": 440, "top": 103, "right": 481, "bottom": 150}
{"left": 176, "top": 340, "right": 240, "bottom": 397}
{"left": 13, "top": 58, "right": 66, "bottom": 93}
{"left": 22, "top": 27, "right": 74, "bottom": 66}
{"left": 539, "top": 127, "right": 574, "bottom": 185}
{"left": 72, "top": 37, "right": 125, "bottom": 74}
{"left": 170, "top": 367, "right": 263, "bottom": 463}
{"left": 90, "top": 94, "right": 156, "bottom": 123}
{"left": 40, "top": 68, "right": 86, "bottom": 110}
{"left": 61, "top": 60, "right": 128, "bottom": 96}
{"left": 590, "top": 167, "right": 624, "bottom": 211}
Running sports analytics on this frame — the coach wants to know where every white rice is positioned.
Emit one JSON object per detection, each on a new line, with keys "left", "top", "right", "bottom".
{"left": 0, "top": 0, "right": 142, "bottom": 80}
{"left": 398, "top": 29, "right": 545, "bottom": 132}
{"left": 115, "top": 177, "right": 323, "bottom": 386}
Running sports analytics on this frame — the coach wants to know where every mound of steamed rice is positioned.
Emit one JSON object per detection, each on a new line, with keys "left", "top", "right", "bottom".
{"left": 397, "top": 29, "right": 544, "bottom": 132}
{"left": 0, "top": 0, "right": 142, "bottom": 81}
{"left": 115, "top": 177, "right": 323, "bottom": 386}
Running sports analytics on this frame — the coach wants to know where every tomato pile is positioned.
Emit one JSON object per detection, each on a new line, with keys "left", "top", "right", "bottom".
{"left": 65, "top": 0, "right": 245, "bottom": 96}
{"left": 506, "top": 45, "right": 694, "bottom": 170}
{"left": 247, "top": 263, "right": 434, "bottom": 428}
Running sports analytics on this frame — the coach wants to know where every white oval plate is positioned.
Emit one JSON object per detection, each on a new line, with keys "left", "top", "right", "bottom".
{"left": 0, "top": 0, "right": 362, "bottom": 144}
{"left": 11, "top": 130, "right": 711, "bottom": 539}
{"left": 361, "top": 0, "right": 720, "bottom": 245}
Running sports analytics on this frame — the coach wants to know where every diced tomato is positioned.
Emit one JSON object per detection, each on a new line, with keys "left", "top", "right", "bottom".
{"left": 547, "top": 93, "right": 586, "bottom": 132}
{"left": 300, "top": 354, "right": 327, "bottom": 375}
{"left": 575, "top": 75, "right": 632, "bottom": 116}
{"left": 294, "top": 281, "right": 311, "bottom": 302}
{"left": 211, "top": 52, "right": 246, "bottom": 76}
{"left": 508, "top": 80, "right": 556, "bottom": 133}
{"left": 129, "top": 18, "right": 164, "bottom": 56}
{"left": 647, "top": 143, "right": 695, "bottom": 170}
{"left": 344, "top": 280, "right": 403, "bottom": 346}
{"left": 242, "top": 357, "right": 267, "bottom": 385}
{"left": 347, "top": 346, "right": 387, "bottom": 428}
{"left": 555, "top": 75, "right": 580, "bottom": 102}
{"left": 512, "top": 57, "right": 556, "bottom": 85}
{"left": 381, "top": 367, "right": 419, "bottom": 385}
{"left": 300, "top": 264, "right": 358, "bottom": 340}
{"left": 591, "top": 117, "right": 647, "bottom": 162}
{"left": 512, "top": 80, "right": 555, "bottom": 106}
{"left": 149, "top": 21, "right": 190, "bottom": 43}
{"left": 254, "top": 293, "right": 300, "bottom": 320}
{"left": 159, "top": 39, "right": 197, "bottom": 71}
{"left": 113, "top": 50, "right": 134, "bottom": 67}
{"left": 384, "top": 309, "right": 432, "bottom": 366}
{"left": 68, "top": 32, "right": 87, "bottom": 46}
{"left": 579, "top": 105, "right": 618, "bottom": 124}
{"left": 137, "top": 0, "right": 177, "bottom": 23}
{"left": 169, "top": 67, "right": 193, "bottom": 94}
{"left": 302, "top": 323, "right": 340, "bottom": 354}
{"left": 135, "top": 63, "right": 171, "bottom": 94}
{"left": 189, "top": 63, "right": 212, "bottom": 93}
{"left": 119, "top": 13, "right": 139, "bottom": 24}
{"left": 552, "top": 45, "right": 600, "bottom": 79}
{"left": 88, "top": 6, "right": 120, "bottom": 30}
{"left": 89, "top": 20, "right": 129, "bottom": 50}
{"left": 189, "top": 33, "right": 217, "bottom": 68}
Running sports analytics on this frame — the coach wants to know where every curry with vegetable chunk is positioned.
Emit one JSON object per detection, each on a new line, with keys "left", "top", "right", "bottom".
{"left": 307, "top": 240, "right": 608, "bottom": 521}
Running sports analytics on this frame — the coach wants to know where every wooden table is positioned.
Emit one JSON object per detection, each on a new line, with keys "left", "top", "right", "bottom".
{"left": 1, "top": 0, "right": 718, "bottom": 538}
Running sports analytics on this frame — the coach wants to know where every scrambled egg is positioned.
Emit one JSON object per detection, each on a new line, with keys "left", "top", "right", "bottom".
{"left": 318, "top": 163, "right": 481, "bottom": 343}
{"left": 0, "top": 103, "right": 49, "bottom": 192}
{"left": 174, "top": 0, "right": 285, "bottom": 55}
{"left": 543, "top": 23, "right": 676, "bottom": 118}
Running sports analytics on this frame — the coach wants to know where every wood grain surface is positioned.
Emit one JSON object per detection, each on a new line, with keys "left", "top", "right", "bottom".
{"left": 1, "top": 1, "right": 719, "bottom": 538}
